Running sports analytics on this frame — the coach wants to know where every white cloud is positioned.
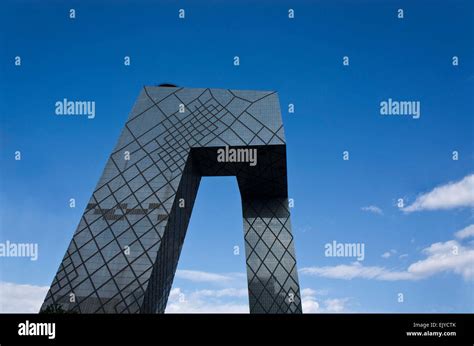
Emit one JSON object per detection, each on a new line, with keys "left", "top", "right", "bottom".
{"left": 165, "top": 287, "right": 249, "bottom": 313}
{"left": 301, "top": 228, "right": 474, "bottom": 281}
{"left": 302, "top": 295, "right": 320, "bottom": 313}
{"left": 403, "top": 174, "right": 474, "bottom": 212}
{"left": 0, "top": 282, "right": 48, "bottom": 313}
{"left": 408, "top": 240, "right": 474, "bottom": 280}
{"left": 301, "top": 288, "right": 349, "bottom": 313}
{"left": 301, "top": 287, "right": 321, "bottom": 312}
{"left": 455, "top": 224, "right": 474, "bottom": 240}
{"left": 324, "top": 298, "right": 349, "bottom": 313}
{"left": 361, "top": 205, "right": 383, "bottom": 215}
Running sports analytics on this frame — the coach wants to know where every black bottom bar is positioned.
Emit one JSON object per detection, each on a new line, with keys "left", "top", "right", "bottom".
{"left": 0, "top": 313, "right": 472, "bottom": 345}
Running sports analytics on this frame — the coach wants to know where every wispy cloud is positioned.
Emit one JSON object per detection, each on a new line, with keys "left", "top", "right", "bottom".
{"left": 300, "top": 262, "right": 413, "bottom": 281}
{"left": 455, "top": 224, "right": 474, "bottom": 240}
{"left": 381, "top": 249, "right": 397, "bottom": 258}
{"left": 301, "top": 226, "right": 474, "bottom": 281}
{"left": 361, "top": 205, "right": 383, "bottom": 215}
{"left": 301, "top": 288, "right": 328, "bottom": 297}
{"left": 0, "top": 282, "right": 48, "bottom": 313}
{"left": 175, "top": 270, "right": 244, "bottom": 284}
{"left": 190, "top": 288, "right": 248, "bottom": 298}
{"left": 403, "top": 174, "right": 474, "bottom": 212}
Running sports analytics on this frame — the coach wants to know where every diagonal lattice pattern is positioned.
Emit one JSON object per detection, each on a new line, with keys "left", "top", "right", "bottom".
{"left": 42, "top": 87, "right": 301, "bottom": 313}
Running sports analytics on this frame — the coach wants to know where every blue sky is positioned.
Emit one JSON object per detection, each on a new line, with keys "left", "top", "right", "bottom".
{"left": 0, "top": 0, "right": 473, "bottom": 313}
